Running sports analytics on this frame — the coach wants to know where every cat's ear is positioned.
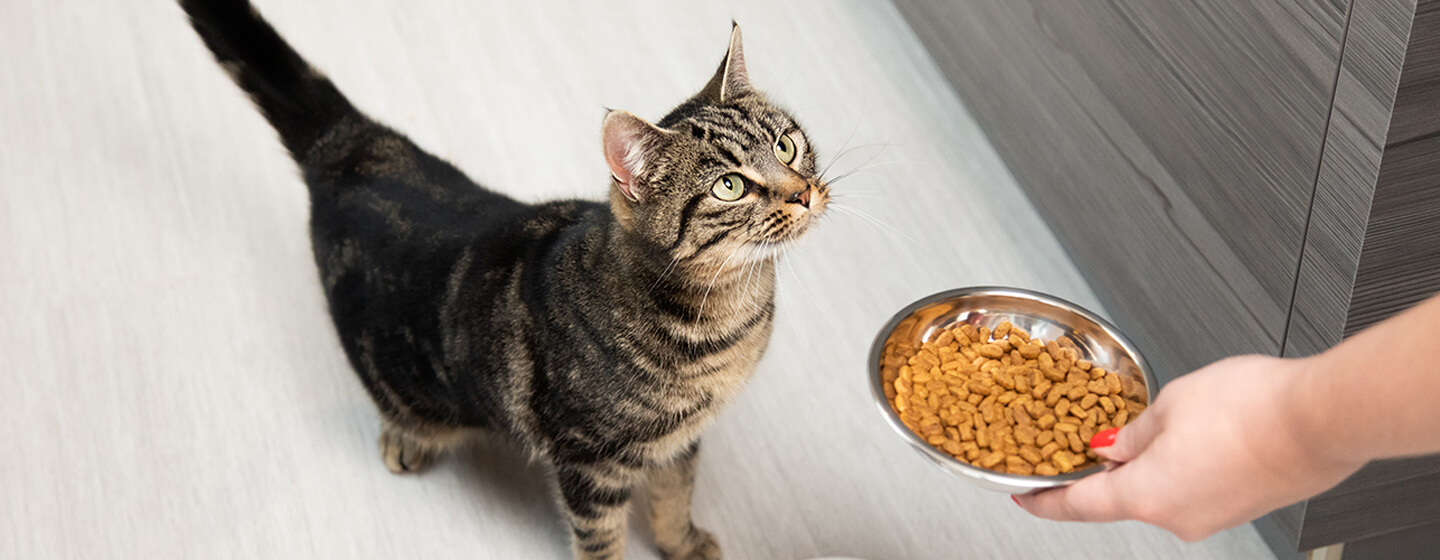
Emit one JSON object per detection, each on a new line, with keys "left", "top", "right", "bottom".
{"left": 697, "top": 22, "right": 751, "bottom": 104}
{"left": 602, "top": 110, "right": 670, "bottom": 203}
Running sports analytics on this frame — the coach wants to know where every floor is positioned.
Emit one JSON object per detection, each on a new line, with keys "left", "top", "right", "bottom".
{"left": 0, "top": 1, "right": 1277, "bottom": 559}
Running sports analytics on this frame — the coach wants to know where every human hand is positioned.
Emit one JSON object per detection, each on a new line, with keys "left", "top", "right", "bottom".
{"left": 1013, "top": 355, "right": 1367, "bottom": 541}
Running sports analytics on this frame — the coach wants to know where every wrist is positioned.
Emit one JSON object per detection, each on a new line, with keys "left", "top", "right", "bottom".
{"left": 1278, "top": 353, "right": 1371, "bottom": 471}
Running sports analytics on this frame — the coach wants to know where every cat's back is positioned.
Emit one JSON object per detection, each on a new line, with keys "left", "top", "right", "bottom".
{"left": 303, "top": 125, "right": 526, "bottom": 247}
{"left": 303, "top": 123, "right": 609, "bottom": 312}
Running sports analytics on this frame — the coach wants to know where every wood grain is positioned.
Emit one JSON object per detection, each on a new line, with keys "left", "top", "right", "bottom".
{"left": 1283, "top": 0, "right": 1416, "bottom": 360}
{"left": 1385, "top": 0, "right": 1440, "bottom": 144}
{"left": 1344, "top": 18, "right": 1440, "bottom": 336}
{"left": 1249, "top": 0, "right": 1440, "bottom": 552}
{"left": 1299, "top": 470, "right": 1440, "bottom": 549}
{"left": 1318, "top": 455, "right": 1440, "bottom": 495}
{"left": 1296, "top": 121, "right": 1440, "bottom": 551}
{"left": 0, "top": 0, "right": 1276, "bottom": 559}
{"left": 1344, "top": 136, "right": 1440, "bottom": 330}
{"left": 891, "top": 0, "right": 1349, "bottom": 387}
{"left": 1338, "top": 518, "right": 1440, "bottom": 560}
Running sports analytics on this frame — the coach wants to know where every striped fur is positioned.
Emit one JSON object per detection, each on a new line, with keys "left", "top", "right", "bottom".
{"left": 180, "top": 2, "right": 826, "bottom": 559}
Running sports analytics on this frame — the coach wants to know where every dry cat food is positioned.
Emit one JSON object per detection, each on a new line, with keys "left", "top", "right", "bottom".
{"left": 880, "top": 321, "right": 1148, "bottom": 476}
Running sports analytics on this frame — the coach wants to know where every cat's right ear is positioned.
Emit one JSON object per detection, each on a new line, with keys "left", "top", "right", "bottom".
{"left": 602, "top": 110, "right": 670, "bottom": 203}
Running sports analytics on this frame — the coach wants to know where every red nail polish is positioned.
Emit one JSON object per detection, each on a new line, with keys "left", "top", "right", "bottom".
{"left": 1090, "top": 428, "right": 1119, "bottom": 449}
{"left": 1011, "top": 495, "right": 1021, "bottom": 507}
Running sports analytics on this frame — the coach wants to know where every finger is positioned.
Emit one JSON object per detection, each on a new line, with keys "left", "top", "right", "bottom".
{"left": 1094, "top": 403, "right": 1163, "bottom": 463}
{"left": 1015, "top": 469, "right": 1133, "bottom": 523}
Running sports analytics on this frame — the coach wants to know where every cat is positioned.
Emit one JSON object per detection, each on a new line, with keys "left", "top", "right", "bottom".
{"left": 180, "top": 1, "right": 827, "bottom": 559}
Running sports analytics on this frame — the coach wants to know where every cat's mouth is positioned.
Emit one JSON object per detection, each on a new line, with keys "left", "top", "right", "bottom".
{"left": 761, "top": 184, "right": 828, "bottom": 243}
{"left": 742, "top": 193, "right": 827, "bottom": 261}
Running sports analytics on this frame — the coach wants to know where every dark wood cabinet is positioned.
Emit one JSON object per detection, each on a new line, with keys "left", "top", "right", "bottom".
{"left": 892, "top": 0, "right": 1440, "bottom": 558}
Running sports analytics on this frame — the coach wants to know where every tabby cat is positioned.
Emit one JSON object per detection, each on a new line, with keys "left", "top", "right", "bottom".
{"left": 181, "top": 1, "right": 828, "bottom": 558}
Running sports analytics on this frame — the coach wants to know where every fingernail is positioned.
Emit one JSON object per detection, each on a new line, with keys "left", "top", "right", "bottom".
{"left": 1011, "top": 495, "right": 1021, "bottom": 507}
{"left": 1090, "top": 427, "right": 1119, "bottom": 449}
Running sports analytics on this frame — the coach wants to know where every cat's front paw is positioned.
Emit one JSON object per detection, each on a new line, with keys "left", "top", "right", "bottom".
{"left": 380, "top": 426, "right": 442, "bottom": 474}
{"left": 661, "top": 527, "right": 721, "bottom": 560}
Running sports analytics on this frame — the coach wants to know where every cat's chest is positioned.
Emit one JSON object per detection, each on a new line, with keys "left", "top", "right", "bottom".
{"left": 639, "top": 314, "right": 773, "bottom": 459}
{"left": 640, "top": 380, "right": 744, "bottom": 462}
{"left": 665, "top": 309, "right": 773, "bottom": 392}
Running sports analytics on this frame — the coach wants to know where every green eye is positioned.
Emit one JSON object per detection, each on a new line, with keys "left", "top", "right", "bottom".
{"left": 774, "top": 133, "right": 797, "bottom": 164}
{"left": 711, "top": 173, "right": 747, "bottom": 201}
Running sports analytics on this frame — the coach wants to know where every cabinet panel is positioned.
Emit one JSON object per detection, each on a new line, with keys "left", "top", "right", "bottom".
{"left": 1283, "top": 0, "right": 1416, "bottom": 358}
{"left": 1340, "top": 519, "right": 1440, "bottom": 560}
{"left": 1345, "top": 133, "right": 1440, "bottom": 333}
{"left": 1300, "top": 466, "right": 1440, "bottom": 549}
{"left": 1030, "top": 0, "right": 1340, "bottom": 304}
{"left": 1386, "top": 0, "right": 1440, "bottom": 144}
{"left": 892, "top": 0, "right": 1347, "bottom": 381}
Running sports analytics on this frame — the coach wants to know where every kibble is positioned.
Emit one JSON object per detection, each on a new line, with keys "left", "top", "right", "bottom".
{"left": 880, "top": 320, "right": 1147, "bottom": 476}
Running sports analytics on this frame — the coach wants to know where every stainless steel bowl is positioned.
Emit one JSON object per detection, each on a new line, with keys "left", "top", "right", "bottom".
{"left": 868, "top": 287, "right": 1158, "bottom": 494}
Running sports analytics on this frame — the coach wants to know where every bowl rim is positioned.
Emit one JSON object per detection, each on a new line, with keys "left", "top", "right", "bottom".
{"left": 867, "top": 286, "right": 1159, "bottom": 491}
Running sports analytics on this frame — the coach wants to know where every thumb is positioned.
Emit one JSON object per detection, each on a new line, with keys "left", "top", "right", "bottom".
{"left": 1092, "top": 407, "right": 1161, "bottom": 463}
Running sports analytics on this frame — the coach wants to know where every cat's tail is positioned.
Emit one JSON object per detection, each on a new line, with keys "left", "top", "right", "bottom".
{"left": 180, "top": 0, "right": 360, "bottom": 161}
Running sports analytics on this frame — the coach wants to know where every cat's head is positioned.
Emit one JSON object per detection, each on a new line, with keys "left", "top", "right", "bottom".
{"left": 602, "top": 24, "right": 827, "bottom": 271}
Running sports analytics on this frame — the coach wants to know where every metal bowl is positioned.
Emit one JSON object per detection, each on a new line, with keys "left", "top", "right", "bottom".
{"left": 868, "top": 287, "right": 1158, "bottom": 494}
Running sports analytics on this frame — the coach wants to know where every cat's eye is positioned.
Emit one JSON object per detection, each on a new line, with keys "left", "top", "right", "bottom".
{"left": 711, "top": 173, "right": 747, "bottom": 201}
{"left": 774, "top": 133, "right": 797, "bottom": 165}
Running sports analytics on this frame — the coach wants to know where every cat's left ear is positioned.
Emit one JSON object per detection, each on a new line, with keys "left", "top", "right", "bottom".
{"left": 602, "top": 110, "right": 671, "bottom": 203}
{"left": 697, "top": 22, "right": 751, "bottom": 103}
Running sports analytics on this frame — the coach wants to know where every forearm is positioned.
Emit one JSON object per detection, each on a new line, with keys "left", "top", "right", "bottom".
{"left": 1295, "top": 294, "right": 1440, "bottom": 463}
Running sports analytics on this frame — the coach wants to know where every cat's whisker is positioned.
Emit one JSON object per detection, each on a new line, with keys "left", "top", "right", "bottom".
{"left": 650, "top": 255, "right": 682, "bottom": 292}
{"left": 739, "top": 248, "right": 758, "bottom": 310}
{"left": 772, "top": 262, "right": 804, "bottom": 340}
{"left": 750, "top": 253, "right": 769, "bottom": 315}
{"left": 824, "top": 172, "right": 878, "bottom": 187}
{"left": 827, "top": 202, "right": 928, "bottom": 253}
{"left": 819, "top": 142, "right": 892, "bottom": 180}
{"left": 818, "top": 109, "right": 866, "bottom": 180}
{"left": 822, "top": 140, "right": 890, "bottom": 184}
{"left": 697, "top": 243, "right": 746, "bottom": 319}
{"left": 780, "top": 239, "right": 824, "bottom": 314}
{"left": 828, "top": 192, "right": 885, "bottom": 200}
{"left": 748, "top": 245, "right": 778, "bottom": 316}
{"left": 827, "top": 203, "right": 911, "bottom": 241}
{"left": 825, "top": 159, "right": 932, "bottom": 187}
{"left": 830, "top": 142, "right": 893, "bottom": 162}
{"left": 833, "top": 158, "right": 933, "bottom": 173}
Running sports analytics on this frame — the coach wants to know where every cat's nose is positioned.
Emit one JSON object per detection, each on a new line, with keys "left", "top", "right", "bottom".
{"left": 786, "top": 186, "right": 812, "bottom": 208}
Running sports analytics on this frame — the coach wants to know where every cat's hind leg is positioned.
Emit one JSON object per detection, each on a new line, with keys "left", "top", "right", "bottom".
{"left": 379, "top": 417, "right": 466, "bottom": 474}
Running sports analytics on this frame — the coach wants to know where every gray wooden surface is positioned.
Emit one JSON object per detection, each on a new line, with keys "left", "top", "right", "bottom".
{"left": 1386, "top": 0, "right": 1440, "bottom": 144}
{"left": 1283, "top": 0, "right": 1415, "bottom": 360}
{"left": 0, "top": 0, "right": 1279, "bottom": 559}
{"left": 1346, "top": 1, "right": 1440, "bottom": 336}
{"left": 1276, "top": 1, "right": 1414, "bottom": 553}
{"left": 889, "top": 0, "right": 1344, "bottom": 387}
{"left": 1289, "top": 0, "right": 1440, "bottom": 552}
{"left": 1340, "top": 518, "right": 1440, "bottom": 560}
{"left": 1300, "top": 456, "right": 1440, "bottom": 548}
{"left": 1302, "top": 123, "right": 1440, "bottom": 548}
{"left": 1307, "top": 127, "right": 1440, "bottom": 551}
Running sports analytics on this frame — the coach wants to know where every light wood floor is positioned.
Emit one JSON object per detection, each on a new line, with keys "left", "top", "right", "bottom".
{"left": 0, "top": 0, "right": 1276, "bottom": 558}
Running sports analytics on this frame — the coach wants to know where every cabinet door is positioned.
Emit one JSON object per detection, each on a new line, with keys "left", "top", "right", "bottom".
{"left": 893, "top": 0, "right": 1348, "bottom": 381}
